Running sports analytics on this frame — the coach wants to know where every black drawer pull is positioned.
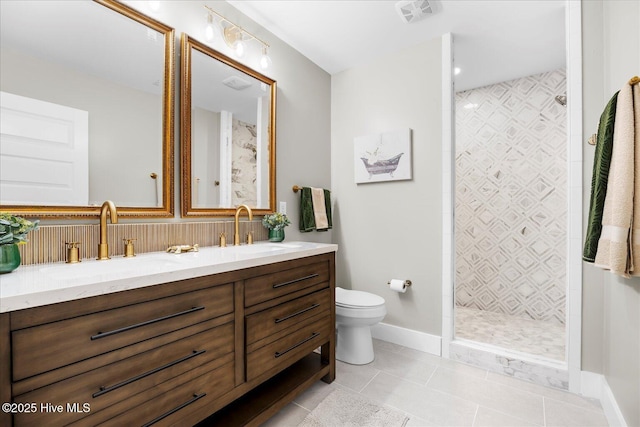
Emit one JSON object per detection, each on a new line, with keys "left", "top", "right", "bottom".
{"left": 275, "top": 304, "right": 321, "bottom": 324}
{"left": 91, "top": 306, "right": 205, "bottom": 340}
{"left": 92, "top": 350, "right": 206, "bottom": 398}
{"left": 275, "top": 332, "right": 320, "bottom": 358}
{"left": 272, "top": 273, "right": 319, "bottom": 289}
{"left": 142, "top": 392, "right": 206, "bottom": 427}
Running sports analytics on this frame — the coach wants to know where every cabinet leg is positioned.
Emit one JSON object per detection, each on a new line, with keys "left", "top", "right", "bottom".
{"left": 320, "top": 340, "right": 335, "bottom": 383}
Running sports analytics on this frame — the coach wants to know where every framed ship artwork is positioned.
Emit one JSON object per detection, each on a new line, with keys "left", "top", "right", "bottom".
{"left": 354, "top": 128, "right": 412, "bottom": 184}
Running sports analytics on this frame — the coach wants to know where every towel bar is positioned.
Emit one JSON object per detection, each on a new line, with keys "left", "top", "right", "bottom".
{"left": 292, "top": 185, "right": 302, "bottom": 193}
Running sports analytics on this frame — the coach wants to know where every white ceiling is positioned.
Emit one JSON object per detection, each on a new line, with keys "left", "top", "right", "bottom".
{"left": 228, "top": 0, "right": 566, "bottom": 92}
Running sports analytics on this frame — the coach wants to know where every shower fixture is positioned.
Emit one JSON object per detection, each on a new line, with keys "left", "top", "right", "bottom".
{"left": 555, "top": 95, "right": 567, "bottom": 106}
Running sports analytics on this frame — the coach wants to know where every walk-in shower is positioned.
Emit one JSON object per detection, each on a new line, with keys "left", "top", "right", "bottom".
{"left": 453, "top": 69, "right": 568, "bottom": 361}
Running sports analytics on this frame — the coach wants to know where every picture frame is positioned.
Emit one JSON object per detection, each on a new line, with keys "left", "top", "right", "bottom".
{"left": 354, "top": 128, "right": 412, "bottom": 184}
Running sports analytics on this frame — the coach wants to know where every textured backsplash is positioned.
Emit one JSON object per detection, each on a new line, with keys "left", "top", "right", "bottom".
{"left": 18, "top": 220, "right": 267, "bottom": 265}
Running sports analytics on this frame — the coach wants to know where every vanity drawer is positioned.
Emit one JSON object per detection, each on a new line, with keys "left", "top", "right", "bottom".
{"left": 246, "top": 316, "right": 330, "bottom": 381}
{"left": 12, "top": 284, "right": 233, "bottom": 381}
{"left": 245, "top": 260, "right": 329, "bottom": 307}
{"left": 99, "top": 360, "right": 235, "bottom": 427}
{"left": 246, "top": 288, "right": 331, "bottom": 345}
{"left": 14, "top": 322, "right": 234, "bottom": 427}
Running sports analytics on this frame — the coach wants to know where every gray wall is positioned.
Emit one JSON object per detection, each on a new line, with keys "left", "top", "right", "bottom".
{"left": 582, "top": 1, "right": 640, "bottom": 425}
{"left": 331, "top": 38, "right": 443, "bottom": 335}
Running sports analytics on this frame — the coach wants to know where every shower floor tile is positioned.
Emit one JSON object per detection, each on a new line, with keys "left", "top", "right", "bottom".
{"left": 455, "top": 306, "right": 565, "bottom": 361}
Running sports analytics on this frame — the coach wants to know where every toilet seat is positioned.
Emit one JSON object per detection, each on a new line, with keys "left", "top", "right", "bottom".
{"left": 336, "top": 287, "right": 385, "bottom": 308}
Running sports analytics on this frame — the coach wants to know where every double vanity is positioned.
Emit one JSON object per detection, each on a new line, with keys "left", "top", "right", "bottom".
{"left": 0, "top": 242, "right": 337, "bottom": 426}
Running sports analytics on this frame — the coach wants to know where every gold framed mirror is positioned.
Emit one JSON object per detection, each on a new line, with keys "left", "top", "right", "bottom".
{"left": 180, "top": 33, "right": 276, "bottom": 217}
{"left": 0, "top": 0, "right": 175, "bottom": 218}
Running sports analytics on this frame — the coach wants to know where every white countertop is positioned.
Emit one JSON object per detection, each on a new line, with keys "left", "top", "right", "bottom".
{"left": 0, "top": 241, "right": 337, "bottom": 313}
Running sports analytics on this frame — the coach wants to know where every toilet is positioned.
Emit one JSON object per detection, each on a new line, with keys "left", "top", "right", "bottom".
{"left": 335, "top": 287, "right": 386, "bottom": 365}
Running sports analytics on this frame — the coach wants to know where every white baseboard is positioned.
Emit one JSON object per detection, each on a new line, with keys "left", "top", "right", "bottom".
{"left": 580, "top": 371, "right": 603, "bottom": 399}
{"left": 581, "top": 371, "right": 627, "bottom": 427}
{"left": 371, "top": 322, "right": 441, "bottom": 356}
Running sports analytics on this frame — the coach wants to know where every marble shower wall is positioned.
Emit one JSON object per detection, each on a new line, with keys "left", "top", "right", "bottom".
{"left": 454, "top": 69, "right": 567, "bottom": 324}
{"left": 231, "top": 119, "right": 258, "bottom": 206}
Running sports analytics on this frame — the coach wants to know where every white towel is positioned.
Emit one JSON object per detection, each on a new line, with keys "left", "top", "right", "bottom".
{"left": 594, "top": 81, "right": 640, "bottom": 276}
{"left": 310, "top": 187, "right": 329, "bottom": 230}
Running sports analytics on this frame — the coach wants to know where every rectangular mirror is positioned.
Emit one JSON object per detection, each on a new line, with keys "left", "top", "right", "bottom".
{"left": 0, "top": 0, "right": 175, "bottom": 218}
{"left": 181, "top": 33, "right": 276, "bottom": 217}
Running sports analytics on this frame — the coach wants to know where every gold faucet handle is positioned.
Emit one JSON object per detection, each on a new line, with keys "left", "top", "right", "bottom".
{"left": 246, "top": 231, "right": 253, "bottom": 245}
{"left": 65, "top": 241, "right": 81, "bottom": 264}
{"left": 219, "top": 232, "right": 227, "bottom": 248}
{"left": 123, "top": 238, "right": 137, "bottom": 258}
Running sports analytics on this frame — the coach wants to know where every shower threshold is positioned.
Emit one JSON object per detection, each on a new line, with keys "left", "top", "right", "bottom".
{"left": 455, "top": 306, "right": 565, "bottom": 361}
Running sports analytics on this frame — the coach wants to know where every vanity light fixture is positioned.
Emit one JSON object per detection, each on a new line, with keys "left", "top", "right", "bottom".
{"left": 204, "top": 5, "right": 271, "bottom": 68}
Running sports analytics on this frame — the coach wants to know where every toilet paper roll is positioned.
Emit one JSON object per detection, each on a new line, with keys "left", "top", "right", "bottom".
{"left": 389, "top": 279, "right": 408, "bottom": 293}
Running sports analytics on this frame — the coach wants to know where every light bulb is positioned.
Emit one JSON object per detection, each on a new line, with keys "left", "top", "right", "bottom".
{"left": 205, "top": 14, "right": 215, "bottom": 42}
{"left": 235, "top": 40, "right": 245, "bottom": 58}
{"left": 260, "top": 54, "right": 271, "bottom": 70}
{"left": 454, "top": 67, "right": 461, "bottom": 75}
{"left": 148, "top": 1, "right": 160, "bottom": 11}
{"left": 205, "top": 25, "right": 215, "bottom": 42}
{"left": 259, "top": 46, "right": 272, "bottom": 70}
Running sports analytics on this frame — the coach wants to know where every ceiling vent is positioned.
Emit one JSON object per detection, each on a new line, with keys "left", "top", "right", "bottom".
{"left": 395, "top": 0, "right": 434, "bottom": 24}
{"left": 222, "top": 76, "right": 252, "bottom": 91}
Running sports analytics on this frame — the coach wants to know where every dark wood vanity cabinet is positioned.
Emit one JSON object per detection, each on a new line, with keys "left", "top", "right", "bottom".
{"left": 0, "top": 252, "right": 336, "bottom": 427}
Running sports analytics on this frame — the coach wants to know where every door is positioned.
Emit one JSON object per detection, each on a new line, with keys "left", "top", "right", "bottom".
{"left": 0, "top": 91, "right": 88, "bottom": 205}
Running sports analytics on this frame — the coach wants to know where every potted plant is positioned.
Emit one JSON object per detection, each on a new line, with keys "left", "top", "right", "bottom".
{"left": 0, "top": 212, "right": 39, "bottom": 274}
{"left": 262, "top": 213, "right": 291, "bottom": 242}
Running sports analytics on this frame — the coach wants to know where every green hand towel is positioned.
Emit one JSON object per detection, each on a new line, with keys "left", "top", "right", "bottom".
{"left": 583, "top": 91, "right": 619, "bottom": 262}
{"left": 300, "top": 187, "right": 315, "bottom": 232}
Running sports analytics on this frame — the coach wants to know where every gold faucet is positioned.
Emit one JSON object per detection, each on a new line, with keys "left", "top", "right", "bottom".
{"left": 97, "top": 200, "right": 118, "bottom": 260}
{"left": 234, "top": 204, "right": 253, "bottom": 246}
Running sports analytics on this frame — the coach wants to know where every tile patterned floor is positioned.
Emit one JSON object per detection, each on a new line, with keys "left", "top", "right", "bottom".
{"left": 262, "top": 339, "right": 607, "bottom": 427}
{"left": 455, "top": 306, "right": 566, "bottom": 361}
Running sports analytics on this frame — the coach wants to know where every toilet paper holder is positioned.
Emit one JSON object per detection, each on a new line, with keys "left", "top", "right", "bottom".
{"left": 387, "top": 279, "right": 412, "bottom": 287}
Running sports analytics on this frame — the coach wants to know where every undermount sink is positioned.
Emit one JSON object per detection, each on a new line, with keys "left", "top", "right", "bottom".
{"left": 39, "top": 256, "right": 182, "bottom": 281}
{"left": 231, "top": 243, "right": 303, "bottom": 254}
{"left": 36, "top": 243, "right": 307, "bottom": 281}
